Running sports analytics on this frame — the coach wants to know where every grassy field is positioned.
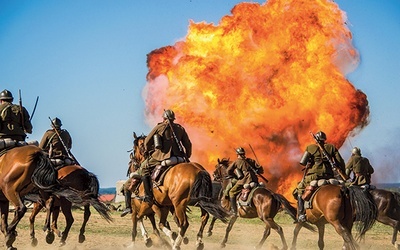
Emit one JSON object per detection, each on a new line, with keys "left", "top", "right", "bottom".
{"left": 1, "top": 203, "right": 398, "bottom": 250}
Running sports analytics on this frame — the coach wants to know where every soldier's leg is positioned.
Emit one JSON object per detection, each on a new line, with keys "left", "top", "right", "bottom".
{"left": 121, "top": 178, "right": 133, "bottom": 217}
{"left": 296, "top": 181, "right": 306, "bottom": 222}
{"left": 228, "top": 184, "right": 242, "bottom": 215}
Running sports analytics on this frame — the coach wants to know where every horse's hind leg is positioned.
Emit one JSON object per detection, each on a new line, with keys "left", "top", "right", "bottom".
{"left": 259, "top": 218, "right": 287, "bottom": 250}
{"left": 195, "top": 207, "right": 209, "bottom": 250}
{"left": 316, "top": 223, "right": 325, "bottom": 250}
{"left": 29, "top": 202, "right": 43, "bottom": 247}
{"left": 78, "top": 204, "right": 91, "bottom": 243}
{"left": 207, "top": 216, "right": 217, "bottom": 237}
{"left": 330, "top": 221, "right": 358, "bottom": 250}
{"left": 172, "top": 205, "right": 190, "bottom": 250}
{"left": 59, "top": 198, "right": 74, "bottom": 246}
{"left": 220, "top": 215, "right": 238, "bottom": 248}
{"left": 5, "top": 193, "right": 27, "bottom": 249}
{"left": 290, "top": 223, "right": 303, "bottom": 250}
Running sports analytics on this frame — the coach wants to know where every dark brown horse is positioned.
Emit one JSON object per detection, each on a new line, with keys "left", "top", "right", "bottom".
{"left": 291, "top": 184, "right": 377, "bottom": 250}
{"left": 211, "top": 158, "right": 315, "bottom": 249}
{"left": 0, "top": 145, "right": 77, "bottom": 250}
{"left": 28, "top": 164, "right": 112, "bottom": 246}
{"left": 368, "top": 188, "right": 400, "bottom": 247}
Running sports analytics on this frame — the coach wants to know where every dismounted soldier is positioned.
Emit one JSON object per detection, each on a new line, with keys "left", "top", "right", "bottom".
{"left": 0, "top": 89, "right": 33, "bottom": 141}
{"left": 345, "top": 147, "right": 374, "bottom": 188}
{"left": 296, "top": 131, "right": 345, "bottom": 223}
{"left": 139, "top": 109, "right": 192, "bottom": 207}
{"left": 39, "top": 117, "right": 73, "bottom": 166}
{"left": 226, "top": 147, "right": 263, "bottom": 216}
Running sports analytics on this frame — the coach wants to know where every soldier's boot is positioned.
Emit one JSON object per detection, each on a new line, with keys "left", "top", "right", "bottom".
{"left": 297, "top": 195, "right": 306, "bottom": 223}
{"left": 120, "top": 190, "right": 132, "bottom": 217}
{"left": 141, "top": 175, "right": 154, "bottom": 205}
{"left": 230, "top": 197, "right": 238, "bottom": 216}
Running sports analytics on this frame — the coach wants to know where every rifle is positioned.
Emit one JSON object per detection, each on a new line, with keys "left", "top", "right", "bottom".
{"left": 18, "top": 89, "right": 26, "bottom": 132}
{"left": 30, "top": 96, "right": 39, "bottom": 121}
{"left": 164, "top": 109, "right": 188, "bottom": 162}
{"left": 248, "top": 144, "right": 269, "bottom": 183}
{"left": 49, "top": 117, "right": 80, "bottom": 165}
{"left": 310, "top": 132, "right": 347, "bottom": 181}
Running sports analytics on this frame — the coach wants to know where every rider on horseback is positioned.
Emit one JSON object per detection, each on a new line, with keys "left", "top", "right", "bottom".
{"left": 345, "top": 147, "right": 374, "bottom": 188}
{"left": 39, "top": 117, "right": 73, "bottom": 167}
{"left": 226, "top": 147, "right": 263, "bottom": 216}
{"left": 296, "top": 131, "right": 345, "bottom": 223}
{"left": 0, "top": 89, "right": 33, "bottom": 142}
{"left": 138, "top": 109, "right": 192, "bottom": 207}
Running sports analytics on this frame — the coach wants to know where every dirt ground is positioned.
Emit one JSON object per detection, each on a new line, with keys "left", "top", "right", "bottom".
{"left": 1, "top": 206, "right": 398, "bottom": 250}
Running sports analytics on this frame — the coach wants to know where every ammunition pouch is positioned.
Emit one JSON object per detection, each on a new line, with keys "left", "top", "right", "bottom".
{"left": 153, "top": 134, "right": 162, "bottom": 149}
{"left": 234, "top": 168, "right": 244, "bottom": 179}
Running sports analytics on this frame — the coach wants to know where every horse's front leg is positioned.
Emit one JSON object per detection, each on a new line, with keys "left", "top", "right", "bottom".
{"left": 44, "top": 196, "right": 56, "bottom": 244}
{"left": 29, "top": 202, "right": 43, "bottom": 247}
{"left": 59, "top": 198, "right": 74, "bottom": 246}
{"left": 290, "top": 223, "right": 303, "bottom": 250}
{"left": 6, "top": 202, "right": 27, "bottom": 250}
{"left": 221, "top": 215, "right": 238, "bottom": 248}
{"left": 316, "top": 223, "right": 325, "bottom": 250}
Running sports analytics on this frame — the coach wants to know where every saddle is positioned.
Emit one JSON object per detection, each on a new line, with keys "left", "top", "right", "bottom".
{"left": 304, "top": 179, "right": 345, "bottom": 209}
{"left": 0, "top": 139, "right": 38, "bottom": 157}
{"left": 237, "top": 182, "right": 265, "bottom": 208}
{"left": 150, "top": 156, "right": 186, "bottom": 185}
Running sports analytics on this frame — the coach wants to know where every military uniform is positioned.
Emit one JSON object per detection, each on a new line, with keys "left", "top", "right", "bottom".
{"left": 141, "top": 120, "right": 192, "bottom": 175}
{"left": 0, "top": 102, "right": 32, "bottom": 141}
{"left": 345, "top": 154, "right": 374, "bottom": 186}
{"left": 39, "top": 128, "right": 72, "bottom": 159}
{"left": 227, "top": 157, "right": 261, "bottom": 198}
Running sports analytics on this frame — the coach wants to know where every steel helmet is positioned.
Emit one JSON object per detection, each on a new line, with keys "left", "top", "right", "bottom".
{"left": 52, "top": 117, "right": 62, "bottom": 128}
{"left": 315, "top": 131, "right": 327, "bottom": 142}
{"left": 235, "top": 147, "right": 245, "bottom": 155}
{"left": 352, "top": 147, "right": 361, "bottom": 156}
{"left": 0, "top": 89, "right": 13, "bottom": 101}
{"left": 163, "top": 109, "right": 175, "bottom": 121}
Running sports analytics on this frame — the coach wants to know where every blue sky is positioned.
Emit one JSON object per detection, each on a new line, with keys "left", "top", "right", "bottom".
{"left": 0, "top": 0, "right": 399, "bottom": 187}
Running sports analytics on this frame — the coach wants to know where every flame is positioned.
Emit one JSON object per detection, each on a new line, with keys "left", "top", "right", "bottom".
{"left": 142, "top": 0, "right": 369, "bottom": 200}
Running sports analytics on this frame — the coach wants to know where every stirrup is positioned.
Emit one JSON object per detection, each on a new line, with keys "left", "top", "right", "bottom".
{"left": 297, "top": 214, "right": 306, "bottom": 223}
{"left": 120, "top": 208, "right": 132, "bottom": 217}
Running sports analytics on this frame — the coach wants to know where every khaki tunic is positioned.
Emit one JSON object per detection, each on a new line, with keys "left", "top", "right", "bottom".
{"left": 39, "top": 129, "right": 72, "bottom": 159}
{"left": 297, "top": 143, "right": 345, "bottom": 193}
{"left": 140, "top": 120, "right": 192, "bottom": 176}
{"left": 0, "top": 102, "right": 33, "bottom": 141}
{"left": 226, "top": 157, "right": 262, "bottom": 198}
{"left": 345, "top": 155, "right": 374, "bottom": 186}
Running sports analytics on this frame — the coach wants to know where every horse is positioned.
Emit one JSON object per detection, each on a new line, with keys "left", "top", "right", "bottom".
{"left": 290, "top": 184, "right": 378, "bottom": 250}
{"left": 368, "top": 188, "right": 400, "bottom": 247}
{"left": 0, "top": 144, "right": 79, "bottom": 250}
{"left": 130, "top": 134, "right": 230, "bottom": 250}
{"left": 210, "top": 157, "right": 315, "bottom": 249}
{"left": 28, "top": 164, "right": 113, "bottom": 246}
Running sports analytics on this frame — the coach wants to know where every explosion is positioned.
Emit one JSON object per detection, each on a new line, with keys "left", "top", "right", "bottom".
{"left": 142, "top": 0, "right": 369, "bottom": 198}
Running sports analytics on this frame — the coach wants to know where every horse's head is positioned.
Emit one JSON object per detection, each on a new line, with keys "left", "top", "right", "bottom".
{"left": 130, "top": 132, "right": 147, "bottom": 171}
{"left": 213, "top": 157, "right": 230, "bottom": 182}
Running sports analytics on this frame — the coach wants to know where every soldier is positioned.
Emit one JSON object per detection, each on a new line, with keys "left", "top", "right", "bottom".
{"left": 139, "top": 109, "right": 192, "bottom": 206}
{"left": 296, "top": 131, "right": 345, "bottom": 222}
{"left": 39, "top": 117, "right": 73, "bottom": 166}
{"left": 345, "top": 147, "right": 374, "bottom": 187}
{"left": 226, "top": 147, "right": 263, "bottom": 215}
{"left": 0, "top": 89, "right": 33, "bottom": 141}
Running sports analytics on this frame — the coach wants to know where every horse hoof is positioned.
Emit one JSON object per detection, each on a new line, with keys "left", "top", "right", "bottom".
{"left": 183, "top": 237, "right": 189, "bottom": 245}
{"left": 31, "top": 237, "right": 38, "bottom": 247}
{"left": 7, "top": 247, "right": 17, "bottom": 250}
{"left": 59, "top": 240, "right": 66, "bottom": 247}
{"left": 79, "top": 234, "right": 86, "bottom": 243}
{"left": 220, "top": 243, "right": 226, "bottom": 248}
{"left": 46, "top": 232, "right": 55, "bottom": 244}
{"left": 196, "top": 242, "right": 204, "bottom": 250}
{"left": 206, "top": 231, "right": 212, "bottom": 237}
{"left": 172, "top": 232, "right": 178, "bottom": 240}
{"left": 145, "top": 238, "right": 153, "bottom": 248}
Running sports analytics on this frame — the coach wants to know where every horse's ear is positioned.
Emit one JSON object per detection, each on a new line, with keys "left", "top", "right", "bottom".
{"left": 218, "top": 158, "right": 221, "bottom": 164}
{"left": 133, "top": 132, "right": 137, "bottom": 139}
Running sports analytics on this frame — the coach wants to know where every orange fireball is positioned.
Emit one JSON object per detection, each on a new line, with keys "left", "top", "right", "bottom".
{"left": 143, "top": 0, "right": 369, "bottom": 199}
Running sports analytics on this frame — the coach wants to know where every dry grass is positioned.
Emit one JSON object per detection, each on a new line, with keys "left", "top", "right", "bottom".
{"left": 2, "top": 204, "right": 398, "bottom": 250}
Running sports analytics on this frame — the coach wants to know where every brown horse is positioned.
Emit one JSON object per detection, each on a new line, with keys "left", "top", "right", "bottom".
{"left": 210, "top": 158, "right": 315, "bottom": 249}
{"left": 291, "top": 184, "right": 377, "bottom": 250}
{"left": 28, "top": 164, "right": 112, "bottom": 246}
{"left": 368, "top": 188, "right": 400, "bottom": 247}
{"left": 127, "top": 133, "right": 229, "bottom": 250}
{"left": 0, "top": 145, "right": 77, "bottom": 250}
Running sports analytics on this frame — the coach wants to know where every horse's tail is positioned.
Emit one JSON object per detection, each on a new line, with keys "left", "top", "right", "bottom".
{"left": 191, "top": 170, "right": 230, "bottom": 223}
{"left": 31, "top": 151, "right": 58, "bottom": 189}
{"left": 86, "top": 172, "right": 113, "bottom": 223}
{"left": 31, "top": 151, "right": 82, "bottom": 204}
{"left": 271, "top": 190, "right": 316, "bottom": 232}
{"left": 349, "top": 186, "right": 377, "bottom": 240}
